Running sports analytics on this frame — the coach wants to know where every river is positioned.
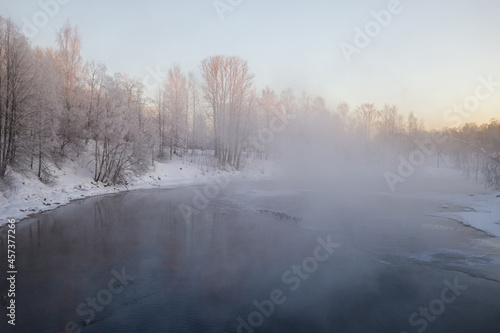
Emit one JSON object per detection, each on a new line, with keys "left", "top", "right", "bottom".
{"left": 1, "top": 181, "right": 500, "bottom": 332}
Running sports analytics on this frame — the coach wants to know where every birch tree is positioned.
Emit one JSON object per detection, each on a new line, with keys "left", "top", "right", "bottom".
{"left": 449, "top": 120, "right": 500, "bottom": 189}
{"left": 85, "top": 59, "right": 107, "bottom": 140}
{"left": 28, "top": 47, "right": 61, "bottom": 182}
{"left": 55, "top": 21, "right": 84, "bottom": 154}
{"left": 164, "top": 65, "right": 188, "bottom": 158}
{"left": 200, "top": 55, "right": 255, "bottom": 168}
{"left": 188, "top": 71, "right": 199, "bottom": 151}
{"left": 0, "top": 18, "right": 34, "bottom": 178}
{"left": 355, "top": 103, "right": 379, "bottom": 162}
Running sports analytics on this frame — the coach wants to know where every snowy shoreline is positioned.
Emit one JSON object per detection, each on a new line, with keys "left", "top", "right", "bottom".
{"left": 0, "top": 157, "right": 277, "bottom": 226}
{"left": 393, "top": 191, "right": 500, "bottom": 239}
{"left": 436, "top": 193, "right": 500, "bottom": 239}
{"left": 2, "top": 162, "right": 499, "bottom": 241}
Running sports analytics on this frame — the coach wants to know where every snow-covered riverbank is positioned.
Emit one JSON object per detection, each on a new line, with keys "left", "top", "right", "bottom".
{"left": 2, "top": 160, "right": 499, "bottom": 240}
{"left": 383, "top": 167, "right": 500, "bottom": 239}
{"left": 0, "top": 156, "right": 277, "bottom": 225}
{"left": 437, "top": 193, "right": 500, "bottom": 238}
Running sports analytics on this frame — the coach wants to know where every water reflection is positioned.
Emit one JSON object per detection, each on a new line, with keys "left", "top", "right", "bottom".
{"left": 0, "top": 184, "right": 499, "bottom": 332}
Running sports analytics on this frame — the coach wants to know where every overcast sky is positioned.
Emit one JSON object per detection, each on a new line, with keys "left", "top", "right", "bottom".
{"left": 1, "top": 0, "right": 499, "bottom": 128}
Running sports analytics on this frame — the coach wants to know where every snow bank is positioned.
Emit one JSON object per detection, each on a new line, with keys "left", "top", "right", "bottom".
{"left": 422, "top": 168, "right": 500, "bottom": 238}
{"left": 438, "top": 193, "right": 500, "bottom": 238}
{"left": 0, "top": 156, "right": 278, "bottom": 225}
{"left": 3, "top": 162, "right": 499, "bottom": 240}
{"left": 385, "top": 166, "right": 500, "bottom": 238}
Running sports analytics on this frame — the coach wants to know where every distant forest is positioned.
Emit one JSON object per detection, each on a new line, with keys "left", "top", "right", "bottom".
{"left": 0, "top": 18, "right": 498, "bottom": 189}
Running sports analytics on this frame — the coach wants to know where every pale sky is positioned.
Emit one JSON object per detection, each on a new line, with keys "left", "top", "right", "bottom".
{"left": 2, "top": 0, "right": 499, "bottom": 128}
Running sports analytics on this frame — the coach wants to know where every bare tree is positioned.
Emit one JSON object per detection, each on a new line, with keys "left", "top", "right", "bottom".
{"left": 280, "top": 88, "right": 296, "bottom": 121}
{"left": 311, "top": 96, "right": 328, "bottom": 116}
{"left": 55, "top": 21, "right": 84, "bottom": 154}
{"left": 355, "top": 103, "right": 379, "bottom": 162}
{"left": 257, "top": 87, "right": 280, "bottom": 159}
{"left": 378, "top": 104, "right": 401, "bottom": 144}
{"left": 85, "top": 59, "right": 107, "bottom": 139}
{"left": 449, "top": 120, "right": 500, "bottom": 189}
{"left": 355, "top": 103, "right": 379, "bottom": 140}
{"left": 28, "top": 47, "right": 61, "bottom": 182}
{"left": 200, "top": 55, "right": 255, "bottom": 168}
{"left": 153, "top": 86, "right": 167, "bottom": 158}
{"left": 298, "top": 91, "right": 312, "bottom": 115}
{"left": 164, "top": 65, "right": 188, "bottom": 158}
{"left": 337, "top": 101, "right": 350, "bottom": 135}
{"left": 0, "top": 18, "right": 34, "bottom": 178}
{"left": 117, "top": 73, "right": 149, "bottom": 173}
{"left": 92, "top": 74, "right": 131, "bottom": 183}
{"left": 407, "top": 111, "right": 419, "bottom": 139}
{"left": 188, "top": 71, "right": 199, "bottom": 152}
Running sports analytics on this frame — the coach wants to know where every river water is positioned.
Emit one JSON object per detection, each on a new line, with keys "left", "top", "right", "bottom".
{"left": 1, "top": 181, "right": 500, "bottom": 332}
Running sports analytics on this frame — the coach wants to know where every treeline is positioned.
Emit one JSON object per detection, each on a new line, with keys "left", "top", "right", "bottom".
{"left": 445, "top": 121, "right": 500, "bottom": 189}
{"left": 0, "top": 18, "right": 498, "bottom": 189}
{"left": 0, "top": 19, "right": 153, "bottom": 184}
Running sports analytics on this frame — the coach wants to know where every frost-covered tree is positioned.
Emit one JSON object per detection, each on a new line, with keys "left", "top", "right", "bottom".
{"left": 355, "top": 103, "right": 379, "bottom": 140}
{"left": 254, "top": 87, "right": 280, "bottom": 159}
{"left": 280, "top": 88, "right": 296, "bottom": 122}
{"left": 200, "top": 55, "right": 255, "bottom": 168}
{"left": 152, "top": 86, "right": 167, "bottom": 158}
{"left": 376, "top": 104, "right": 404, "bottom": 157}
{"left": 117, "top": 73, "right": 150, "bottom": 173}
{"left": 406, "top": 111, "right": 419, "bottom": 139}
{"left": 88, "top": 72, "right": 150, "bottom": 184}
{"left": 449, "top": 120, "right": 500, "bottom": 189}
{"left": 0, "top": 18, "right": 34, "bottom": 178}
{"left": 28, "top": 47, "right": 61, "bottom": 182}
{"left": 188, "top": 71, "right": 200, "bottom": 151}
{"left": 164, "top": 65, "right": 188, "bottom": 158}
{"left": 354, "top": 103, "right": 379, "bottom": 162}
{"left": 337, "top": 102, "right": 350, "bottom": 134}
{"left": 85, "top": 59, "right": 107, "bottom": 140}
{"left": 55, "top": 21, "right": 85, "bottom": 155}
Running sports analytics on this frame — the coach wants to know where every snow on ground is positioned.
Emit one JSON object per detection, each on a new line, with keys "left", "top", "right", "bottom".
{"left": 425, "top": 169, "right": 500, "bottom": 239}
{"left": 0, "top": 156, "right": 278, "bottom": 225}
{"left": 385, "top": 166, "right": 500, "bottom": 238}
{"left": 437, "top": 193, "right": 500, "bottom": 238}
{"left": 2, "top": 160, "right": 499, "bottom": 240}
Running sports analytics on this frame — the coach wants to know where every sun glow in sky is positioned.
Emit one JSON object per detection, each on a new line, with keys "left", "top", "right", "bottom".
{"left": 2, "top": 0, "right": 499, "bottom": 128}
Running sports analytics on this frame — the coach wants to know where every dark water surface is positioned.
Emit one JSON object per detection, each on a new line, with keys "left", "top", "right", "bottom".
{"left": 1, "top": 181, "right": 500, "bottom": 332}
